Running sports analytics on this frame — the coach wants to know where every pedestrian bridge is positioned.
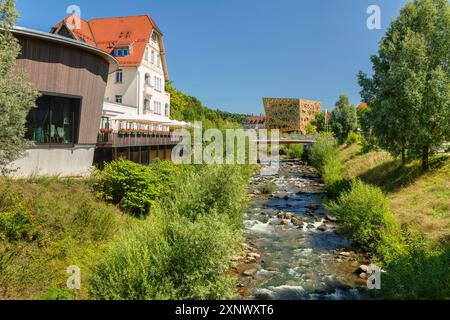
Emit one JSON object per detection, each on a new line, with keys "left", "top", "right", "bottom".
{"left": 253, "top": 135, "right": 316, "bottom": 145}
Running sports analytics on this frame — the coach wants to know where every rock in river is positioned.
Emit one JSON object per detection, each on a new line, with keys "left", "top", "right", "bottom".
{"left": 243, "top": 268, "right": 258, "bottom": 277}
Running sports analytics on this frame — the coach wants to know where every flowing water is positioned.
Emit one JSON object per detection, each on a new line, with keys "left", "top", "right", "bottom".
{"left": 236, "top": 160, "right": 370, "bottom": 300}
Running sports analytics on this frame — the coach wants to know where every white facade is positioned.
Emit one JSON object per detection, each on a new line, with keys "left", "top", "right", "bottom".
{"left": 103, "top": 31, "right": 171, "bottom": 131}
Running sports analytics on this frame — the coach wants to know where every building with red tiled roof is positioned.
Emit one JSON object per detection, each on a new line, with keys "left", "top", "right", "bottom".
{"left": 51, "top": 14, "right": 179, "bottom": 165}
{"left": 244, "top": 115, "right": 267, "bottom": 130}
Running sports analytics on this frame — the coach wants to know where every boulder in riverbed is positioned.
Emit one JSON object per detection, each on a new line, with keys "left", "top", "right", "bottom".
{"left": 243, "top": 268, "right": 258, "bottom": 277}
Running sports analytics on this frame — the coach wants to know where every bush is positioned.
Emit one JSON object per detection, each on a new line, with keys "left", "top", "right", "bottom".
{"left": 90, "top": 165, "right": 250, "bottom": 300}
{"left": 381, "top": 246, "right": 450, "bottom": 299}
{"left": 285, "top": 144, "right": 304, "bottom": 159}
{"left": 0, "top": 190, "right": 39, "bottom": 242}
{"left": 322, "top": 154, "right": 348, "bottom": 198}
{"left": 90, "top": 211, "right": 237, "bottom": 300}
{"left": 258, "top": 182, "right": 277, "bottom": 195}
{"left": 309, "top": 133, "right": 339, "bottom": 169}
{"left": 345, "top": 132, "right": 360, "bottom": 146}
{"left": 326, "top": 180, "right": 405, "bottom": 260}
{"left": 94, "top": 159, "right": 183, "bottom": 216}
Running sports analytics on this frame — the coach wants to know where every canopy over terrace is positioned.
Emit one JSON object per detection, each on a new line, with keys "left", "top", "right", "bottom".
{"left": 110, "top": 113, "right": 191, "bottom": 130}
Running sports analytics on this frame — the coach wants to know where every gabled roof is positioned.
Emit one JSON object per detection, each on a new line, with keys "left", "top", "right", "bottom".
{"left": 51, "top": 14, "right": 169, "bottom": 77}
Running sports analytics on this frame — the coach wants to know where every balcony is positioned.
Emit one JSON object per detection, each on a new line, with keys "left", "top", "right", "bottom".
{"left": 97, "top": 129, "right": 182, "bottom": 148}
{"left": 144, "top": 83, "right": 153, "bottom": 97}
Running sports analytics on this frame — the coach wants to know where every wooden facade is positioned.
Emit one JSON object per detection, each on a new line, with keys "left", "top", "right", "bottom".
{"left": 13, "top": 28, "right": 118, "bottom": 145}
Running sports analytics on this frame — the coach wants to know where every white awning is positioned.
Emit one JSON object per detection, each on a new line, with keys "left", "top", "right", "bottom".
{"left": 110, "top": 113, "right": 170, "bottom": 125}
{"left": 161, "top": 120, "right": 192, "bottom": 128}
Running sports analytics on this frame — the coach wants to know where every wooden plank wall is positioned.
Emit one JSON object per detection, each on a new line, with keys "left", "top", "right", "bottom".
{"left": 14, "top": 35, "right": 110, "bottom": 145}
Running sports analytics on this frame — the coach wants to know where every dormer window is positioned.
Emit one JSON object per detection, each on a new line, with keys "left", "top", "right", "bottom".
{"left": 115, "top": 47, "right": 130, "bottom": 57}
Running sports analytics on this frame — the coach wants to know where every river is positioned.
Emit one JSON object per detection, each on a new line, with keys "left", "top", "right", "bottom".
{"left": 236, "top": 160, "right": 370, "bottom": 300}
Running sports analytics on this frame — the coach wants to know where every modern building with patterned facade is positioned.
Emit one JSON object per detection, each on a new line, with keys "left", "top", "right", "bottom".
{"left": 263, "top": 98, "right": 321, "bottom": 134}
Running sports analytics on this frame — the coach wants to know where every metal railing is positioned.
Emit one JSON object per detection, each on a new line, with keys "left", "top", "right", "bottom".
{"left": 97, "top": 131, "right": 182, "bottom": 148}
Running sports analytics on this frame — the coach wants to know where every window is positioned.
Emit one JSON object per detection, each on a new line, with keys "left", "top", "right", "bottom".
{"left": 115, "top": 70, "right": 123, "bottom": 83}
{"left": 115, "top": 48, "right": 130, "bottom": 57}
{"left": 145, "top": 73, "right": 151, "bottom": 86}
{"left": 144, "top": 99, "right": 151, "bottom": 111}
{"left": 25, "top": 95, "right": 80, "bottom": 145}
{"left": 153, "top": 101, "right": 162, "bottom": 114}
{"left": 101, "top": 116, "right": 110, "bottom": 129}
{"left": 115, "top": 95, "right": 123, "bottom": 104}
{"left": 151, "top": 51, "right": 155, "bottom": 64}
{"left": 144, "top": 47, "right": 149, "bottom": 61}
{"left": 157, "top": 54, "right": 161, "bottom": 67}
{"left": 151, "top": 32, "right": 157, "bottom": 43}
{"left": 165, "top": 103, "right": 169, "bottom": 117}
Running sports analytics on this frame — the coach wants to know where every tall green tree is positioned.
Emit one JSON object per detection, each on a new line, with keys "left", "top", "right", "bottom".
{"left": 330, "top": 94, "right": 357, "bottom": 143}
{"left": 358, "top": 0, "right": 450, "bottom": 170}
{"left": 311, "top": 111, "right": 328, "bottom": 133}
{"left": 0, "top": 0, "right": 38, "bottom": 174}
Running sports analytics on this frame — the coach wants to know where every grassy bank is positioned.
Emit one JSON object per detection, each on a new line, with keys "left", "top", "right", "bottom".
{"left": 0, "top": 160, "right": 252, "bottom": 300}
{"left": 0, "top": 177, "right": 131, "bottom": 299}
{"left": 339, "top": 144, "right": 449, "bottom": 244}
{"left": 309, "top": 136, "right": 449, "bottom": 299}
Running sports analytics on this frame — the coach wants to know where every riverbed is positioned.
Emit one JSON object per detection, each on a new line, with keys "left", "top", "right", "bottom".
{"left": 236, "top": 160, "right": 370, "bottom": 300}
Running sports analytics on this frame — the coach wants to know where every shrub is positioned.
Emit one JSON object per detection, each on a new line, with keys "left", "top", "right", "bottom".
{"left": 322, "top": 154, "right": 348, "bottom": 198}
{"left": 309, "top": 133, "right": 339, "bottom": 169}
{"left": 0, "top": 190, "right": 39, "bottom": 242}
{"left": 381, "top": 246, "right": 450, "bottom": 299}
{"left": 345, "top": 132, "right": 360, "bottom": 146}
{"left": 168, "top": 165, "right": 251, "bottom": 230}
{"left": 258, "top": 182, "right": 277, "bottom": 195}
{"left": 40, "top": 287, "right": 73, "bottom": 300}
{"left": 286, "top": 144, "right": 304, "bottom": 159}
{"left": 90, "top": 164, "right": 250, "bottom": 300}
{"left": 94, "top": 159, "right": 182, "bottom": 216}
{"left": 326, "top": 180, "right": 405, "bottom": 259}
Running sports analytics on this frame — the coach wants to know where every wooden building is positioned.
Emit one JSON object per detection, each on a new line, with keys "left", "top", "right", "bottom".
{"left": 10, "top": 26, "right": 119, "bottom": 176}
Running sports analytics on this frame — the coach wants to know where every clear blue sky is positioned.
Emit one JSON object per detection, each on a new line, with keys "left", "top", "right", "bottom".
{"left": 16, "top": 0, "right": 407, "bottom": 114}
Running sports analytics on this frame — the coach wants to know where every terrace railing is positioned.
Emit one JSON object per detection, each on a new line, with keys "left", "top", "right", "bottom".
{"left": 97, "top": 130, "right": 182, "bottom": 148}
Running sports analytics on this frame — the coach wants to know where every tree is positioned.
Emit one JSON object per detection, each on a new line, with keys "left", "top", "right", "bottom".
{"left": 0, "top": 0, "right": 39, "bottom": 174}
{"left": 311, "top": 111, "right": 327, "bottom": 133}
{"left": 330, "top": 94, "right": 357, "bottom": 143}
{"left": 358, "top": 0, "right": 450, "bottom": 170}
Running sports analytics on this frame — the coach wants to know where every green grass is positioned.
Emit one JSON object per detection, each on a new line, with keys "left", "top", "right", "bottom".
{"left": 0, "top": 177, "right": 130, "bottom": 300}
{"left": 258, "top": 182, "right": 277, "bottom": 195}
{"left": 340, "top": 144, "right": 450, "bottom": 244}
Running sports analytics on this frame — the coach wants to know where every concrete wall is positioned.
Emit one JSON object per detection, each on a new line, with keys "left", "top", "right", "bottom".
{"left": 10, "top": 146, "right": 96, "bottom": 178}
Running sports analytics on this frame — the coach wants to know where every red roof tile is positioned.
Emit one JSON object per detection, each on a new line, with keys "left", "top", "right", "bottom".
{"left": 51, "top": 14, "right": 161, "bottom": 67}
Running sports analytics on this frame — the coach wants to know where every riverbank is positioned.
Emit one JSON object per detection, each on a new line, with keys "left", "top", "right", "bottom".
{"left": 0, "top": 161, "right": 252, "bottom": 300}
{"left": 234, "top": 160, "right": 371, "bottom": 300}
{"left": 339, "top": 144, "right": 450, "bottom": 245}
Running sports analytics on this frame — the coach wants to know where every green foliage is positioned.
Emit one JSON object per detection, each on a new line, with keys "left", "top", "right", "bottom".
{"left": 165, "top": 82, "right": 247, "bottom": 128}
{"left": 258, "top": 182, "right": 277, "bottom": 195}
{"left": 0, "top": 189, "right": 39, "bottom": 241}
{"left": 40, "top": 287, "right": 73, "bottom": 300}
{"left": 90, "top": 165, "right": 250, "bottom": 300}
{"left": 345, "top": 132, "right": 360, "bottom": 146}
{"left": 358, "top": 0, "right": 450, "bottom": 170}
{"left": 0, "top": 0, "right": 40, "bottom": 173}
{"left": 284, "top": 144, "right": 304, "bottom": 159}
{"left": 382, "top": 245, "right": 450, "bottom": 299}
{"left": 330, "top": 94, "right": 358, "bottom": 144}
{"left": 310, "top": 111, "right": 331, "bottom": 133}
{"left": 327, "top": 180, "right": 405, "bottom": 261}
{"left": 322, "top": 154, "right": 348, "bottom": 198}
{"left": 309, "top": 132, "right": 339, "bottom": 169}
{"left": 93, "top": 159, "right": 183, "bottom": 216}
{"left": 0, "top": 176, "right": 126, "bottom": 299}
